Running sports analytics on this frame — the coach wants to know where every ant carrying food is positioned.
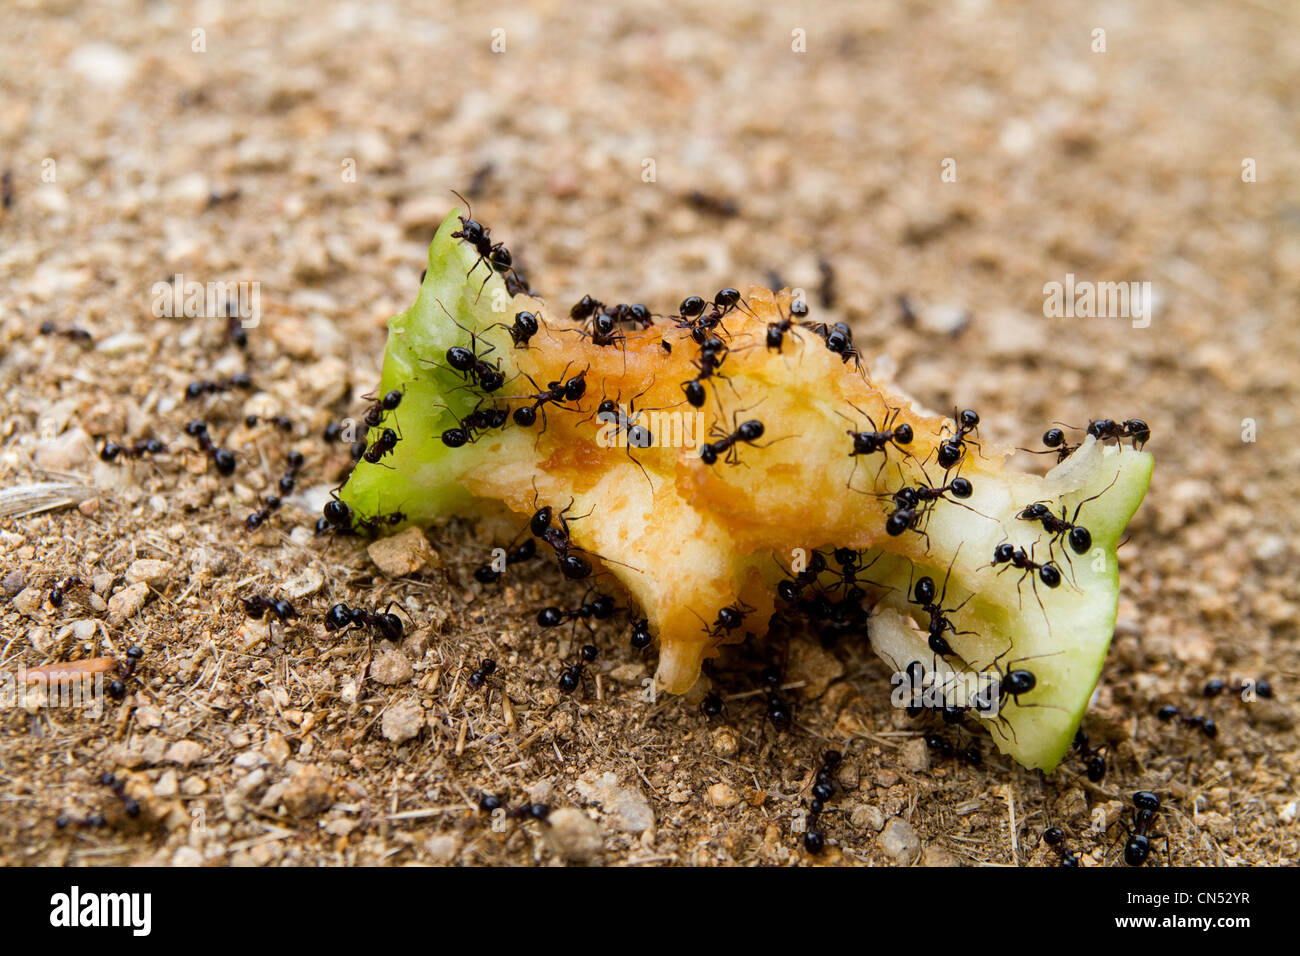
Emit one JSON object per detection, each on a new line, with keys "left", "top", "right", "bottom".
{"left": 183, "top": 420, "right": 238, "bottom": 475}
{"left": 324, "top": 602, "right": 406, "bottom": 642}
{"left": 839, "top": 402, "right": 913, "bottom": 489}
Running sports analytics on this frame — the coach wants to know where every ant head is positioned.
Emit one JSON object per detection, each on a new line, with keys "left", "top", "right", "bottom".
{"left": 992, "top": 542, "right": 1016, "bottom": 565}
{"left": 1133, "top": 790, "right": 1161, "bottom": 812}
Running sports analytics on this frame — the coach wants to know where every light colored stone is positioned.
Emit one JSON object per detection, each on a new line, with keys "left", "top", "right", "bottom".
{"left": 370, "top": 648, "right": 414, "bottom": 685}
{"left": 575, "top": 771, "right": 654, "bottom": 834}
{"left": 125, "top": 558, "right": 171, "bottom": 587}
{"left": 901, "top": 737, "right": 930, "bottom": 772}
{"left": 425, "top": 833, "right": 460, "bottom": 863}
{"left": 544, "top": 808, "right": 604, "bottom": 863}
{"left": 281, "top": 765, "right": 334, "bottom": 818}
{"left": 381, "top": 700, "right": 425, "bottom": 743}
{"left": 367, "top": 527, "right": 440, "bottom": 578}
{"left": 707, "top": 782, "right": 741, "bottom": 809}
{"left": 164, "top": 740, "right": 205, "bottom": 767}
{"left": 879, "top": 817, "right": 921, "bottom": 863}
{"left": 850, "top": 804, "right": 885, "bottom": 831}
{"left": 107, "top": 582, "right": 149, "bottom": 624}
{"left": 786, "top": 639, "right": 845, "bottom": 699}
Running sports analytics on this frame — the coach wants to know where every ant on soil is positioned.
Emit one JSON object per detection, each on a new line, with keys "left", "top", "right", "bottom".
{"left": 241, "top": 594, "right": 298, "bottom": 635}
{"left": 244, "top": 494, "right": 284, "bottom": 531}
{"left": 936, "top": 408, "right": 981, "bottom": 471}
{"left": 474, "top": 537, "right": 537, "bottom": 583}
{"left": 185, "top": 374, "right": 254, "bottom": 401}
{"left": 39, "top": 321, "right": 94, "bottom": 343}
{"left": 537, "top": 593, "right": 617, "bottom": 634}
{"left": 108, "top": 646, "right": 144, "bottom": 700}
{"left": 840, "top": 402, "right": 914, "bottom": 489}
{"left": 99, "top": 437, "right": 165, "bottom": 463}
{"left": 183, "top": 420, "right": 237, "bottom": 475}
{"left": 467, "top": 658, "right": 497, "bottom": 690}
{"left": 1118, "top": 791, "right": 1167, "bottom": 866}
{"left": 803, "top": 749, "right": 843, "bottom": 854}
{"left": 47, "top": 576, "right": 83, "bottom": 609}
{"left": 324, "top": 602, "right": 406, "bottom": 641}
{"left": 1042, "top": 827, "right": 1081, "bottom": 867}
{"left": 1154, "top": 704, "right": 1218, "bottom": 739}
{"left": 558, "top": 643, "right": 599, "bottom": 695}
{"left": 925, "top": 733, "right": 984, "bottom": 768}
{"left": 1203, "top": 676, "right": 1273, "bottom": 701}
{"left": 1073, "top": 728, "right": 1108, "bottom": 782}
{"left": 761, "top": 665, "right": 793, "bottom": 731}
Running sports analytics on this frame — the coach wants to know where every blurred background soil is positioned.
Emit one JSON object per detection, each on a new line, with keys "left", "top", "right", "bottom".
{"left": 1, "top": 0, "right": 1297, "bottom": 865}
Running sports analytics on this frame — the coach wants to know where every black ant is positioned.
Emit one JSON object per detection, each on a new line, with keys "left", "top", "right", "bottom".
{"left": 1017, "top": 474, "right": 1118, "bottom": 576}
{"left": 244, "top": 494, "right": 284, "bottom": 531}
{"left": 700, "top": 408, "right": 779, "bottom": 466}
{"left": 363, "top": 426, "right": 401, "bottom": 465}
{"left": 1154, "top": 704, "right": 1218, "bottom": 739}
{"left": 1042, "top": 827, "right": 1081, "bottom": 867}
{"left": 474, "top": 537, "right": 537, "bottom": 583}
{"left": 558, "top": 644, "right": 598, "bottom": 695}
{"left": 805, "top": 320, "right": 861, "bottom": 369}
{"left": 241, "top": 594, "right": 298, "bottom": 629}
{"left": 698, "top": 600, "right": 755, "bottom": 639}
{"left": 700, "top": 692, "right": 725, "bottom": 717}
{"left": 925, "top": 733, "right": 983, "bottom": 767}
{"left": 185, "top": 374, "right": 254, "bottom": 401}
{"left": 1085, "top": 418, "right": 1150, "bottom": 449}
{"left": 467, "top": 658, "right": 497, "bottom": 690}
{"left": 766, "top": 298, "right": 808, "bottom": 352}
{"left": 437, "top": 309, "right": 506, "bottom": 394}
{"left": 537, "top": 593, "right": 617, "bottom": 632}
{"left": 604, "top": 303, "right": 654, "bottom": 329}
{"left": 509, "top": 365, "right": 588, "bottom": 434}
{"left": 362, "top": 388, "right": 405, "bottom": 428}
{"left": 1120, "top": 790, "right": 1166, "bottom": 866}
{"left": 183, "top": 420, "right": 238, "bottom": 475}
{"left": 99, "top": 437, "right": 165, "bottom": 463}
{"left": 1024, "top": 427, "right": 1081, "bottom": 463}
{"left": 569, "top": 294, "right": 605, "bottom": 323}
{"left": 47, "top": 576, "right": 83, "bottom": 609}
{"left": 39, "top": 321, "right": 94, "bottom": 343}
{"left": 762, "top": 666, "right": 792, "bottom": 731}
{"left": 803, "top": 749, "right": 842, "bottom": 854}
{"left": 937, "top": 408, "right": 981, "bottom": 470}
{"left": 489, "top": 310, "right": 540, "bottom": 348}
{"left": 990, "top": 542, "right": 1062, "bottom": 617}
{"left": 98, "top": 772, "right": 142, "bottom": 820}
{"left": 441, "top": 403, "right": 509, "bottom": 448}
{"left": 449, "top": 190, "right": 518, "bottom": 297}
{"left": 1072, "top": 728, "right": 1108, "bottom": 781}
{"left": 324, "top": 602, "right": 405, "bottom": 641}
{"left": 245, "top": 414, "right": 294, "bottom": 431}
{"left": 776, "top": 549, "right": 829, "bottom": 603}
{"left": 571, "top": 310, "right": 628, "bottom": 371}
{"left": 840, "top": 402, "right": 913, "bottom": 488}
{"left": 321, "top": 490, "right": 353, "bottom": 532}
{"left": 529, "top": 495, "right": 597, "bottom": 580}
{"left": 681, "top": 335, "right": 733, "bottom": 409}
{"left": 1203, "top": 676, "right": 1274, "bottom": 701}
{"left": 108, "top": 646, "right": 144, "bottom": 700}
{"left": 629, "top": 617, "right": 653, "bottom": 649}
{"left": 972, "top": 644, "right": 1064, "bottom": 743}
{"left": 909, "top": 550, "right": 975, "bottom": 673}
{"left": 591, "top": 382, "right": 662, "bottom": 487}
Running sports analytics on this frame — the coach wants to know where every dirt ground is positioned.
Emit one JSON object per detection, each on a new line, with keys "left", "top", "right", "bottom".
{"left": 2, "top": 0, "right": 1298, "bottom": 866}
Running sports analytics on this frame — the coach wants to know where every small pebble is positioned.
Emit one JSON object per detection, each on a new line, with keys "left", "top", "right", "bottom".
{"left": 879, "top": 817, "right": 921, "bottom": 863}
{"left": 544, "top": 808, "right": 604, "bottom": 863}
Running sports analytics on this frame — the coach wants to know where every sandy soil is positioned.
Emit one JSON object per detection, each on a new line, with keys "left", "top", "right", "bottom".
{"left": 2, "top": 0, "right": 1298, "bottom": 866}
